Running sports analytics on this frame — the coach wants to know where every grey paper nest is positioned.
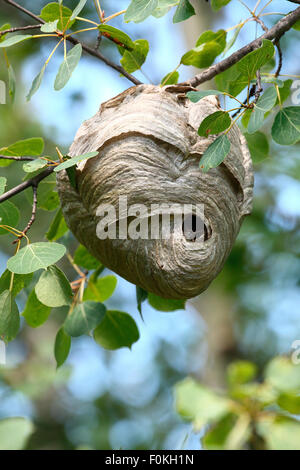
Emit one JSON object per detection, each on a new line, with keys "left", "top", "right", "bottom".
{"left": 57, "top": 84, "right": 253, "bottom": 299}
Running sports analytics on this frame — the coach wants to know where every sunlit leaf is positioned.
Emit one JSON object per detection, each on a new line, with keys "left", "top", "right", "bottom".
{"left": 23, "top": 158, "right": 47, "bottom": 173}
{"left": 0, "top": 34, "right": 32, "bottom": 48}
{"left": 0, "top": 137, "right": 44, "bottom": 157}
{"left": 125, "top": 0, "right": 158, "bottom": 23}
{"left": 98, "top": 25, "right": 134, "bottom": 50}
{"left": 54, "top": 151, "right": 98, "bottom": 172}
{"left": 83, "top": 275, "right": 117, "bottom": 303}
{"left": 40, "top": 3, "right": 75, "bottom": 31}
{"left": 7, "top": 242, "right": 66, "bottom": 274}
{"left": 120, "top": 39, "right": 149, "bottom": 73}
{"left": 35, "top": 265, "right": 72, "bottom": 308}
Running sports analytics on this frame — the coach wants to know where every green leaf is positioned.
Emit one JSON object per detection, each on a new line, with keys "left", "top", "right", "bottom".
{"left": 46, "top": 208, "right": 68, "bottom": 241}
{"left": 54, "top": 44, "right": 82, "bottom": 91}
{"left": 0, "top": 201, "right": 20, "bottom": 235}
{"left": 66, "top": 166, "right": 77, "bottom": 189}
{"left": 173, "top": 0, "right": 195, "bottom": 23}
{"left": 120, "top": 39, "right": 149, "bottom": 73}
{"left": 257, "top": 416, "right": 300, "bottom": 450}
{"left": 26, "top": 65, "right": 46, "bottom": 101}
{"left": 83, "top": 275, "right": 117, "bottom": 303}
{"left": 40, "top": 20, "right": 59, "bottom": 33}
{"left": 271, "top": 106, "right": 300, "bottom": 145}
{"left": 148, "top": 293, "right": 185, "bottom": 311}
{"left": 0, "top": 418, "right": 34, "bottom": 450}
{"left": 40, "top": 3, "right": 75, "bottom": 31}
{"left": 244, "top": 131, "right": 269, "bottom": 164}
{"left": 203, "top": 413, "right": 250, "bottom": 450}
{"left": 64, "top": 301, "right": 106, "bottom": 337}
{"left": 0, "top": 34, "right": 32, "bottom": 48}
{"left": 211, "top": 0, "right": 232, "bottom": 11}
{"left": 161, "top": 70, "right": 179, "bottom": 85}
{"left": 277, "top": 393, "right": 300, "bottom": 414}
{"left": 0, "top": 270, "right": 33, "bottom": 297}
{"left": 187, "top": 90, "right": 223, "bottom": 102}
{"left": 181, "top": 31, "right": 226, "bottom": 69}
{"left": 215, "top": 63, "right": 248, "bottom": 97}
{"left": 152, "top": 0, "right": 178, "bottom": 18}
{"left": 0, "top": 290, "right": 20, "bottom": 342}
{"left": 136, "top": 286, "right": 148, "bottom": 317}
{"left": 54, "top": 151, "right": 98, "bottom": 172}
{"left": 73, "top": 244, "right": 100, "bottom": 270}
{"left": 265, "top": 356, "right": 300, "bottom": 393}
{"left": 7, "top": 242, "right": 66, "bottom": 274}
{"left": 70, "top": 0, "right": 88, "bottom": 20}
{"left": 124, "top": 0, "right": 158, "bottom": 23}
{"left": 8, "top": 64, "right": 16, "bottom": 103}
{"left": 175, "top": 378, "right": 231, "bottom": 430}
{"left": 0, "top": 137, "right": 44, "bottom": 157}
{"left": 22, "top": 290, "right": 51, "bottom": 328}
{"left": 198, "top": 111, "right": 231, "bottom": 137}
{"left": 54, "top": 327, "right": 71, "bottom": 368}
{"left": 94, "top": 310, "right": 139, "bottom": 350}
{"left": 276, "top": 79, "right": 293, "bottom": 105}
{"left": 227, "top": 360, "right": 257, "bottom": 386}
{"left": 0, "top": 177, "right": 6, "bottom": 195}
{"left": 98, "top": 25, "right": 134, "bottom": 50}
{"left": 23, "top": 158, "right": 47, "bottom": 173}
{"left": 35, "top": 265, "right": 72, "bottom": 308}
{"left": 237, "top": 39, "right": 275, "bottom": 79}
{"left": 248, "top": 87, "right": 277, "bottom": 134}
{"left": 223, "top": 24, "right": 242, "bottom": 55}
{"left": 0, "top": 23, "right": 11, "bottom": 42}
{"left": 199, "top": 134, "right": 231, "bottom": 172}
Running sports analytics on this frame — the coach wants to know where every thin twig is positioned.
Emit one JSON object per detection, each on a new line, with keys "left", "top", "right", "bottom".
{"left": 0, "top": 24, "right": 42, "bottom": 35}
{"left": 0, "top": 155, "right": 34, "bottom": 161}
{"left": 19, "top": 184, "right": 38, "bottom": 238}
{"left": 274, "top": 40, "right": 283, "bottom": 77}
{"left": 181, "top": 7, "right": 300, "bottom": 88}
{"left": 3, "top": 0, "right": 142, "bottom": 86}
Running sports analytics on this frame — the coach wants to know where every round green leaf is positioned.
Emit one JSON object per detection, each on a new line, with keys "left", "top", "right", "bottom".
{"left": 64, "top": 301, "right": 106, "bottom": 337}
{"left": 23, "top": 158, "right": 47, "bottom": 173}
{"left": 94, "top": 310, "right": 139, "bottom": 350}
{"left": 7, "top": 242, "right": 66, "bottom": 274}
{"left": 83, "top": 276, "right": 117, "bottom": 303}
{"left": 125, "top": 0, "right": 158, "bottom": 23}
{"left": 198, "top": 111, "right": 231, "bottom": 136}
{"left": 35, "top": 265, "right": 72, "bottom": 308}
{"left": 272, "top": 106, "right": 300, "bottom": 145}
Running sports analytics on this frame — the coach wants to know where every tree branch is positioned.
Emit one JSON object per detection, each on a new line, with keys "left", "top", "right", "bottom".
{"left": 0, "top": 166, "right": 54, "bottom": 204}
{"left": 0, "top": 155, "right": 34, "bottom": 161}
{"left": 2, "top": 0, "right": 142, "bottom": 86}
{"left": 17, "top": 184, "right": 38, "bottom": 239}
{"left": 183, "top": 7, "right": 300, "bottom": 88}
{"left": 0, "top": 24, "right": 42, "bottom": 36}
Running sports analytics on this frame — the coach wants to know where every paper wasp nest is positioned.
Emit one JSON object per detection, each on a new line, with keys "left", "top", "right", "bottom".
{"left": 57, "top": 84, "right": 253, "bottom": 299}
